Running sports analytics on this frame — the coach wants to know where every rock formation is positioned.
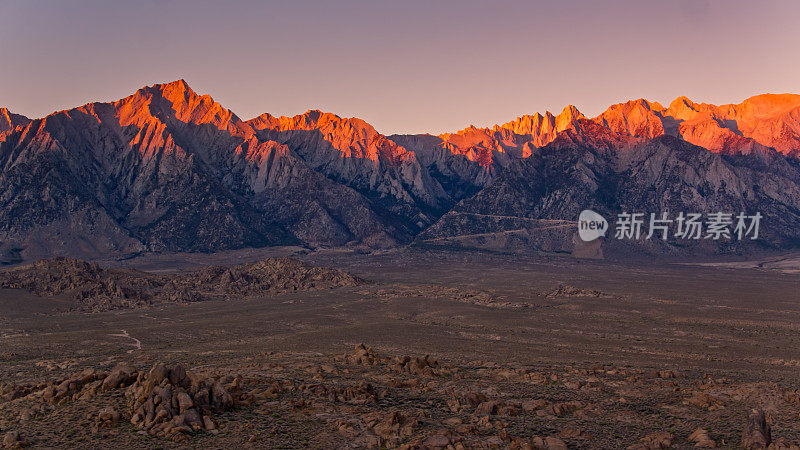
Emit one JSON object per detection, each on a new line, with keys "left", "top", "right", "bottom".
{"left": 0, "top": 256, "right": 362, "bottom": 311}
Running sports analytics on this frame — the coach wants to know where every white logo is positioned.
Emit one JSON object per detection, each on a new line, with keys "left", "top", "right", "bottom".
{"left": 578, "top": 210, "right": 608, "bottom": 242}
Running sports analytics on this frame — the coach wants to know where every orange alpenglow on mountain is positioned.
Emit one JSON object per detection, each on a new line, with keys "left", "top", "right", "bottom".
{"left": 394, "top": 93, "right": 800, "bottom": 165}
{"left": 1, "top": 80, "right": 800, "bottom": 258}
{"left": 591, "top": 93, "right": 800, "bottom": 155}
{"left": 3, "top": 80, "right": 800, "bottom": 167}
{"left": 248, "top": 109, "right": 412, "bottom": 163}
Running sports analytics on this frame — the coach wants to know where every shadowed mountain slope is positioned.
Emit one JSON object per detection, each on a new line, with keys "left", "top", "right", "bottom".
{"left": 0, "top": 81, "right": 410, "bottom": 259}
{"left": 3, "top": 82, "right": 800, "bottom": 258}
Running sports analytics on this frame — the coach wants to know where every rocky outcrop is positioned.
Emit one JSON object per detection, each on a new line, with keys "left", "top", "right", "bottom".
{"left": 126, "top": 362, "right": 233, "bottom": 441}
{"left": 1, "top": 361, "right": 237, "bottom": 444}
{"left": 0, "top": 256, "right": 362, "bottom": 311}
{"left": 742, "top": 409, "right": 771, "bottom": 449}
{"left": 3, "top": 344, "right": 800, "bottom": 448}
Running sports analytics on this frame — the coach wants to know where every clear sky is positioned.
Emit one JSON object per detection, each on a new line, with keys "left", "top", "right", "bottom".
{"left": 1, "top": 0, "right": 799, "bottom": 134}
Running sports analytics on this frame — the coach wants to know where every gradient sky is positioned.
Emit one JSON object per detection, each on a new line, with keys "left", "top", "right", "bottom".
{"left": 1, "top": 0, "right": 799, "bottom": 135}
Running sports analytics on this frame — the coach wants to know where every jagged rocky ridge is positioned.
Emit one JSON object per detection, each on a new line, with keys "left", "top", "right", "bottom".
{"left": 0, "top": 81, "right": 415, "bottom": 259}
{"left": 0, "top": 257, "right": 362, "bottom": 311}
{"left": 419, "top": 126, "right": 800, "bottom": 254}
{"left": 2, "top": 81, "right": 800, "bottom": 258}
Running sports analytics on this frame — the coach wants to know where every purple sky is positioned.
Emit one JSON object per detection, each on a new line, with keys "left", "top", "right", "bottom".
{"left": 1, "top": 0, "right": 799, "bottom": 134}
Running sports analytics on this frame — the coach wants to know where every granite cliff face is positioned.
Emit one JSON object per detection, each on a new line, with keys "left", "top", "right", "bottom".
{"left": 0, "top": 108, "right": 30, "bottom": 134}
{"left": 590, "top": 94, "right": 800, "bottom": 157}
{"left": 389, "top": 106, "right": 587, "bottom": 199}
{"left": 248, "top": 110, "right": 448, "bottom": 232}
{"left": 2, "top": 82, "right": 800, "bottom": 258}
{"left": 664, "top": 94, "right": 800, "bottom": 156}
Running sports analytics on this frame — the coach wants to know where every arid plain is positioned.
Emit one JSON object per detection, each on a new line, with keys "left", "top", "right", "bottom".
{"left": 1, "top": 248, "right": 799, "bottom": 449}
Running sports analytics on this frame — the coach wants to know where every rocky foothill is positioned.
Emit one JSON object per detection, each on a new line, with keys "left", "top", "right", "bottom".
{"left": 0, "top": 361, "right": 237, "bottom": 447}
{"left": 0, "top": 257, "right": 362, "bottom": 312}
{"left": 2, "top": 344, "right": 798, "bottom": 448}
{"left": 363, "top": 282, "right": 616, "bottom": 309}
{"left": 538, "top": 283, "right": 615, "bottom": 299}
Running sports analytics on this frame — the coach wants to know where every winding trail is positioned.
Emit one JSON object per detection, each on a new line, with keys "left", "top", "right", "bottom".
{"left": 109, "top": 329, "right": 142, "bottom": 353}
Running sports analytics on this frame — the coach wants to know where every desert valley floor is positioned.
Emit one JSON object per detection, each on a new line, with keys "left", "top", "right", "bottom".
{"left": 1, "top": 248, "right": 799, "bottom": 449}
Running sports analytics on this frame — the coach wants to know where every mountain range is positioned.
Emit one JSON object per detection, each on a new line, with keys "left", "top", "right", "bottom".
{"left": 2, "top": 80, "right": 800, "bottom": 260}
